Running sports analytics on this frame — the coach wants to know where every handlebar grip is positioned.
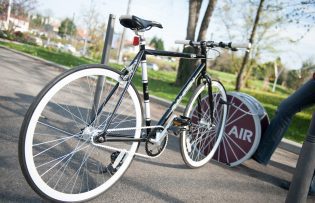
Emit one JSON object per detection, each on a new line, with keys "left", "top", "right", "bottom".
{"left": 230, "top": 42, "right": 251, "bottom": 49}
{"left": 175, "top": 40, "right": 191, "bottom": 45}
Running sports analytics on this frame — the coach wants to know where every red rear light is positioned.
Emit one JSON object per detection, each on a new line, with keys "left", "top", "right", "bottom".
{"left": 133, "top": 36, "right": 140, "bottom": 46}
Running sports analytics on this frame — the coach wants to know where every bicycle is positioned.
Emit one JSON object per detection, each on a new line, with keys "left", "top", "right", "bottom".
{"left": 19, "top": 15, "right": 250, "bottom": 202}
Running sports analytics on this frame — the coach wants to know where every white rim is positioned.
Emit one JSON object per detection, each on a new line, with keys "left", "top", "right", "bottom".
{"left": 182, "top": 81, "right": 227, "bottom": 168}
{"left": 23, "top": 68, "right": 142, "bottom": 202}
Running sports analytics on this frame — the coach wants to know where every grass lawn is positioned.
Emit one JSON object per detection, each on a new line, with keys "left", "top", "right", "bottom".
{"left": 1, "top": 40, "right": 313, "bottom": 143}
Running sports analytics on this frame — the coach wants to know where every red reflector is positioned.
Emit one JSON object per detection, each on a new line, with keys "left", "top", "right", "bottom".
{"left": 133, "top": 36, "right": 140, "bottom": 46}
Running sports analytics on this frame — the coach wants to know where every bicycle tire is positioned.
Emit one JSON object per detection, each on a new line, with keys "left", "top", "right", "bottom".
{"left": 180, "top": 80, "right": 227, "bottom": 168}
{"left": 19, "top": 64, "right": 142, "bottom": 202}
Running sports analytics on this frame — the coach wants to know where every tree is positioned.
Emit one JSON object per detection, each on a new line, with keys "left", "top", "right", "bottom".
{"left": 235, "top": 0, "right": 315, "bottom": 91}
{"left": 81, "top": 0, "right": 106, "bottom": 58}
{"left": 0, "top": 0, "right": 37, "bottom": 18}
{"left": 0, "top": 1, "right": 6, "bottom": 13}
{"left": 207, "top": 50, "right": 242, "bottom": 74}
{"left": 88, "top": 22, "right": 107, "bottom": 59}
{"left": 0, "top": 0, "right": 37, "bottom": 30}
{"left": 12, "top": 0, "right": 37, "bottom": 16}
{"left": 175, "top": 0, "right": 218, "bottom": 86}
{"left": 58, "top": 18, "right": 76, "bottom": 37}
{"left": 29, "top": 14, "right": 44, "bottom": 29}
{"left": 149, "top": 36, "right": 164, "bottom": 51}
{"left": 235, "top": 0, "right": 265, "bottom": 91}
{"left": 279, "top": 59, "right": 314, "bottom": 90}
{"left": 215, "top": 1, "right": 240, "bottom": 75}
{"left": 267, "top": 1, "right": 315, "bottom": 42}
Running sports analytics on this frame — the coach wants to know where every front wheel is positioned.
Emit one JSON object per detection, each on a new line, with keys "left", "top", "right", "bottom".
{"left": 19, "top": 65, "right": 142, "bottom": 202}
{"left": 180, "top": 80, "right": 227, "bottom": 168}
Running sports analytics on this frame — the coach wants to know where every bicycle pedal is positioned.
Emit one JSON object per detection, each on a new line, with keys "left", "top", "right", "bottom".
{"left": 168, "top": 126, "right": 188, "bottom": 136}
{"left": 173, "top": 116, "right": 191, "bottom": 127}
{"left": 111, "top": 151, "right": 126, "bottom": 168}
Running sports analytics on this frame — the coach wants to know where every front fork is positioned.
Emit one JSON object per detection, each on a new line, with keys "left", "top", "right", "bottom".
{"left": 198, "top": 41, "right": 215, "bottom": 124}
{"left": 205, "top": 75, "right": 215, "bottom": 124}
{"left": 196, "top": 74, "right": 214, "bottom": 125}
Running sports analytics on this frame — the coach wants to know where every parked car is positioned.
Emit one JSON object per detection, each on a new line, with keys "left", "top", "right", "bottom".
{"left": 56, "top": 42, "right": 64, "bottom": 49}
{"left": 34, "top": 37, "right": 43, "bottom": 46}
{"left": 62, "top": 44, "right": 76, "bottom": 54}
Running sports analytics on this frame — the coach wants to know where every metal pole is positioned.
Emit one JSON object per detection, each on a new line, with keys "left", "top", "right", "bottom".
{"left": 90, "top": 14, "right": 116, "bottom": 125}
{"left": 101, "top": 14, "right": 115, "bottom": 65}
{"left": 286, "top": 112, "right": 315, "bottom": 203}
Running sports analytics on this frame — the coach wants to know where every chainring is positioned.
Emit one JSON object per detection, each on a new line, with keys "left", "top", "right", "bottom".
{"left": 145, "top": 133, "right": 168, "bottom": 157}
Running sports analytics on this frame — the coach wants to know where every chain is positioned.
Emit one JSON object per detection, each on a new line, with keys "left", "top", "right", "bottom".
{"left": 106, "top": 125, "right": 164, "bottom": 132}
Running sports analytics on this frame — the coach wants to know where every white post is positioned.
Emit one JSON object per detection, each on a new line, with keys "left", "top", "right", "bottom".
{"left": 272, "top": 60, "right": 283, "bottom": 92}
{"left": 6, "top": 0, "right": 12, "bottom": 30}
{"left": 272, "top": 61, "right": 278, "bottom": 92}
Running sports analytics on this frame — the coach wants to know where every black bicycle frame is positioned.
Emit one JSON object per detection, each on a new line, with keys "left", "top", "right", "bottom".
{"left": 96, "top": 44, "right": 213, "bottom": 142}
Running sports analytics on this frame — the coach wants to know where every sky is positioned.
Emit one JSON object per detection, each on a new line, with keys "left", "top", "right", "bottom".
{"left": 35, "top": 0, "right": 315, "bottom": 70}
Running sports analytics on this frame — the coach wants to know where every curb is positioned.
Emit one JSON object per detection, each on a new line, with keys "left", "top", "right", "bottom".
{"left": 0, "top": 44, "right": 301, "bottom": 155}
{"left": 279, "top": 138, "right": 302, "bottom": 155}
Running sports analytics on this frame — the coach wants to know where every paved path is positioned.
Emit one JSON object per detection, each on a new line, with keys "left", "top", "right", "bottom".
{"left": 0, "top": 46, "right": 314, "bottom": 203}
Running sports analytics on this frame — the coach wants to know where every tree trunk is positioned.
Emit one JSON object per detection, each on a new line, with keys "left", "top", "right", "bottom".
{"left": 187, "top": 0, "right": 202, "bottom": 40}
{"left": 243, "top": 58, "right": 255, "bottom": 87}
{"left": 175, "top": 0, "right": 201, "bottom": 86}
{"left": 197, "top": 0, "right": 217, "bottom": 41}
{"left": 175, "top": 46, "right": 199, "bottom": 86}
{"left": 235, "top": 0, "right": 265, "bottom": 91}
{"left": 175, "top": 0, "right": 218, "bottom": 86}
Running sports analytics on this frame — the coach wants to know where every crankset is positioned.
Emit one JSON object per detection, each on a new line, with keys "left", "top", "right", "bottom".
{"left": 145, "top": 131, "right": 168, "bottom": 157}
{"left": 144, "top": 115, "right": 191, "bottom": 158}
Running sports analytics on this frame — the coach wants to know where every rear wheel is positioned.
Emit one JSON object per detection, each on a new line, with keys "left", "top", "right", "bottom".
{"left": 19, "top": 65, "right": 142, "bottom": 202}
{"left": 180, "top": 80, "right": 227, "bottom": 168}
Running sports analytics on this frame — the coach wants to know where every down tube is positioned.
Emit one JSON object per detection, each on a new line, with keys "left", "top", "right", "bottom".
{"left": 157, "top": 63, "right": 205, "bottom": 126}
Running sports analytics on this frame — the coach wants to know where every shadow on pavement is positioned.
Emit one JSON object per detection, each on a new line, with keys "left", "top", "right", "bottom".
{"left": 268, "top": 160, "right": 295, "bottom": 174}
{"left": 0, "top": 191, "right": 43, "bottom": 203}
{"left": 237, "top": 163, "right": 290, "bottom": 188}
{"left": 135, "top": 157, "right": 188, "bottom": 170}
{"left": 0, "top": 93, "right": 35, "bottom": 117}
{"left": 121, "top": 177, "right": 185, "bottom": 203}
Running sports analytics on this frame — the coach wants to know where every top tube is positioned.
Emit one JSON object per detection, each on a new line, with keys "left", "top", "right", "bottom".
{"left": 144, "top": 49, "right": 205, "bottom": 59}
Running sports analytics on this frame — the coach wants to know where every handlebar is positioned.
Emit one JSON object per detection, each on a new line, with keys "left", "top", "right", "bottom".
{"left": 175, "top": 40, "right": 251, "bottom": 51}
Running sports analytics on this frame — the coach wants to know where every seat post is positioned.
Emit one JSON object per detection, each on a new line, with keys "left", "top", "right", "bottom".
{"left": 138, "top": 33, "right": 151, "bottom": 132}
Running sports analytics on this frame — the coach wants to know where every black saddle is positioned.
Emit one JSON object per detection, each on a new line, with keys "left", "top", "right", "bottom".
{"left": 119, "top": 15, "right": 163, "bottom": 30}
